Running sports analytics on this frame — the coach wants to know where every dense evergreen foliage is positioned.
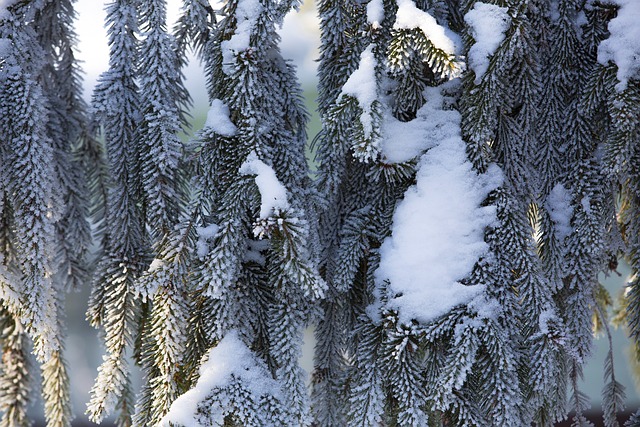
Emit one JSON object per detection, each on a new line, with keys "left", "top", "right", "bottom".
{"left": 1, "top": 0, "right": 639, "bottom": 426}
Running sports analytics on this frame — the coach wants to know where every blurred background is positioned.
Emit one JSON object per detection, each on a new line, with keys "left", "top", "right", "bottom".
{"left": 50, "top": 0, "right": 639, "bottom": 424}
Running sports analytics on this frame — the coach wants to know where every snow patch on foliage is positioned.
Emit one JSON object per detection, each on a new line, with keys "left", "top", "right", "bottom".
{"left": 464, "top": 2, "right": 511, "bottom": 84}
{"left": 546, "top": 183, "right": 573, "bottom": 242}
{"left": 581, "top": 195, "right": 592, "bottom": 215}
{"left": 240, "top": 152, "right": 289, "bottom": 219}
{"left": 380, "top": 86, "right": 458, "bottom": 163}
{"left": 468, "top": 293, "right": 501, "bottom": 320}
{"left": 160, "top": 331, "right": 285, "bottom": 427}
{"left": 598, "top": 0, "right": 640, "bottom": 91}
{"left": 377, "top": 97, "right": 502, "bottom": 324}
{"left": 340, "top": 44, "right": 378, "bottom": 147}
{"left": 196, "top": 223, "right": 220, "bottom": 259}
{"left": 538, "top": 308, "right": 562, "bottom": 336}
{"left": 205, "top": 99, "right": 237, "bottom": 136}
{"left": 367, "top": 0, "right": 384, "bottom": 28}
{"left": 148, "top": 258, "right": 165, "bottom": 272}
{"left": 221, "top": 0, "right": 262, "bottom": 74}
{"left": 394, "top": 0, "right": 460, "bottom": 55}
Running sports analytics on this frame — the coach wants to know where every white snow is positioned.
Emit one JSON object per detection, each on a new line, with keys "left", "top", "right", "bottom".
{"left": 148, "top": 258, "right": 165, "bottom": 272}
{"left": 380, "top": 86, "right": 458, "bottom": 163}
{"left": 205, "top": 99, "right": 237, "bottom": 136}
{"left": 376, "top": 100, "right": 502, "bottom": 324}
{"left": 538, "top": 308, "right": 558, "bottom": 336}
{"left": 598, "top": 0, "right": 640, "bottom": 91}
{"left": 546, "top": 183, "right": 573, "bottom": 242}
{"left": 340, "top": 44, "right": 378, "bottom": 149}
{"left": 239, "top": 152, "right": 289, "bottom": 219}
{"left": 197, "top": 223, "right": 220, "bottom": 240}
{"left": 464, "top": 2, "right": 511, "bottom": 84}
{"left": 468, "top": 293, "right": 501, "bottom": 320}
{"left": 394, "top": 0, "right": 461, "bottom": 55}
{"left": 581, "top": 195, "right": 592, "bottom": 215}
{"left": 220, "top": 0, "right": 262, "bottom": 74}
{"left": 196, "top": 223, "right": 220, "bottom": 259}
{"left": 160, "top": 330, "right": 285, "bottom": 427}
{"left": 367, "top": 0, "right": 384, "bottom": 28}
{"left": 340, "top": 45, "right": 377, "bottom": 108}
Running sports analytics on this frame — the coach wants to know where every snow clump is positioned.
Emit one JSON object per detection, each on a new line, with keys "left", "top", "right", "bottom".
{"left": 220, "top": 0, "right": 262, "bottom": 74}
{"left": 196, "top": 223, "right": 220, "bottom": 259}
{"left": 160, "top": 331, "right": 286, "bottom": 427}
{"left": 380, "top": 86, "right": 458, "bottom": 163}
{"left": 546, "top": 183, "right": 573, "bottom": 243}
{"left": 464, "top": 2, "right": 511, "bottom": 84}
{"left": 205, "top": 99, "right": 237, "bottom": 136}
{"left": 239, "top": 152, "right": 289, "bottom": 220}
{"left": 376, "top": 85, "right": 502, "bottom": 325}
{"left": 597, "top": 0, "right": 640, "bottom": 91}
{"left": 367, "top": 0, "right": 384, "bottom": 28}
{"left": 394, "top": 0, "right": 461, "bottom": 55}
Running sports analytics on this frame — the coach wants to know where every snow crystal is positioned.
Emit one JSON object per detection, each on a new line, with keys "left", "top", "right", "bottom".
{"left": 380, "top": 86, "right": 458, "bottom": 163}
{"left": 464, "top": 2, "right": 511, "bottom": 84}
{"left": 546, "top": 183, "right": 573, "bottom": 242}
{"left": 597, "top": 0, "right": 640, "bottom": 91}
{"left": 239, "top": 152, "right": 289, "bottom": 219}
{"left": 394, "top": 0, "right": 461, "bottom": 55}
{"left": 367, "top": 0, "right": 384, "bottom": 28}
{"left": 205, "top": 99, "right": 237, "bottom": 137}
{"left": 376, "top": 104, "right": 502, "bottom": 324}
{"left": 339, "top": 44, "right": 378, "bottom": 141}
{"left": 160, "top": 330, "right": 284, "bottom": 427}
{"left": 220, "top": 0, "right": 262, "bottom": 74}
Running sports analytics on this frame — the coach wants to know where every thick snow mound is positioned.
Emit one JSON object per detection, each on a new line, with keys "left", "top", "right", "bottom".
{"left": 367, "top": 0, "right": 384, "bottom": 27}
{"left": 377, "top": 114, "right": 502, "bottom": 324}
{"left": 394, "top": 0, "right": 461, "bottom": 55}
{"left": 464, "top": 2, "right": 511, "bottom": 84}
{"left": 380, "top": 86, "right": 459, "bottom": 163}
{"left": 160, "top": 331, "right": 285, "bottom": 427}
{"left": 598, "top": 0, "right": 640, "bottom": 91}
